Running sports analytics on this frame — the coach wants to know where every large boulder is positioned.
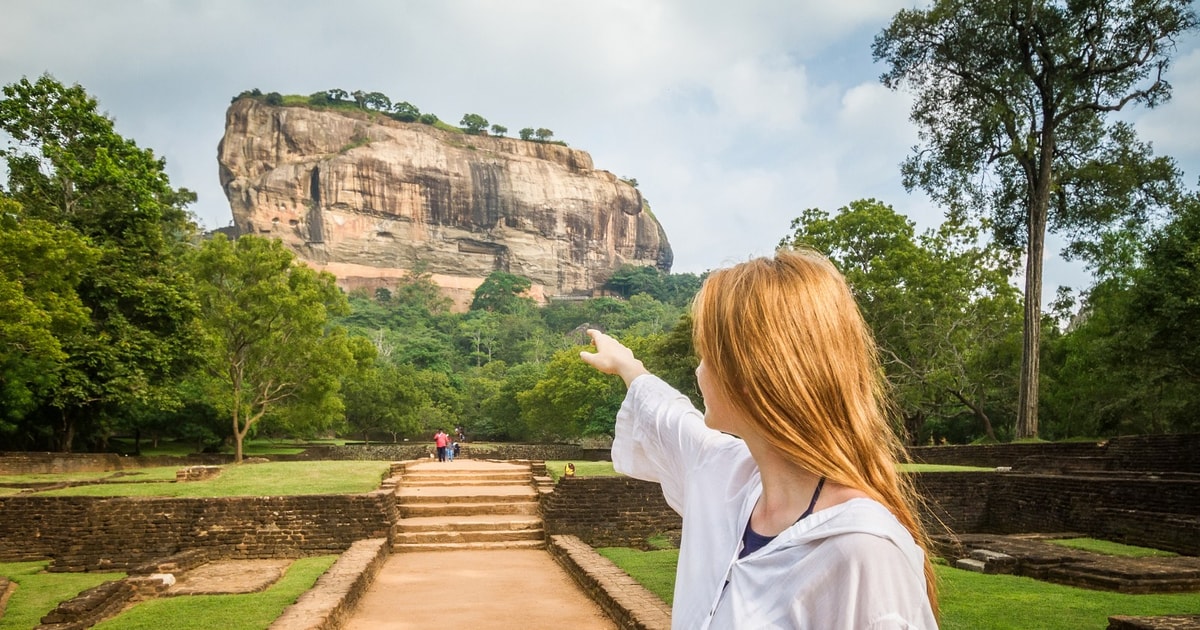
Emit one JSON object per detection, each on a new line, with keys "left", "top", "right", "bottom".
{"left": 218, "top": 100, "right": 672, "bottom": 308}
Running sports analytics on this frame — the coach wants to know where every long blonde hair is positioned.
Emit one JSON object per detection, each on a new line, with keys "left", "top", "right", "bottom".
{"left": 692, "top": 248, "right": 938, "bottom": 615}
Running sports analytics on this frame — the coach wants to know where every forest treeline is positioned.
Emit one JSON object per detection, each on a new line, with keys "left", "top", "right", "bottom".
{"left": 3, "top": 0, "right": 1199, "bottom": 460}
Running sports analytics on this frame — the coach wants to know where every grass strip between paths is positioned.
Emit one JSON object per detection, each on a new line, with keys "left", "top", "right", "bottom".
{"left": 595, "top": 547, "right": 678, "bottom": 605}
{"left": 92, "top": 555, "right": 336, "bottom": 630}
{"left": 30, "top": 461, "right": 391, "bottom": 497}
{"left": 1047, "top": 538, "right": 1179, "bottom": 558}
{"left": 0, "top": 561, "right": 125, "bottom": 630}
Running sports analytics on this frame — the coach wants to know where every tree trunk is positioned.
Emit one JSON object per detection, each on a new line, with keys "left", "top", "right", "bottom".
{"left": 903, "top": 410, "right": 926, "bottom": 446}
{"left": 58, "top": 408, "right": 75, "bottom": 453}
{"left": 1017, "top": 137, "right": 1053, "bottom": 439}
{"left": 951, "top": 390, "right": 997, "bottom": 442}
{"left": 233, "top": 408, "right": 244, "bottom": 464}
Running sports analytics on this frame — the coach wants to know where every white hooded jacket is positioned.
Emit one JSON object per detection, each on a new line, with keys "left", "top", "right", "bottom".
{"left": 612, "top": 375, "right": 938, "bottom": 630}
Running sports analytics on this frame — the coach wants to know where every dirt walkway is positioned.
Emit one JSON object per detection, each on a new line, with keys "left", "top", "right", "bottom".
{"left": 342, "top": 549, "right": 616, "bottom": 629}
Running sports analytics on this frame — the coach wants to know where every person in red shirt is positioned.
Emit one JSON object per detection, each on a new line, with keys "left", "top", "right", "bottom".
{"left": 434, "top": 429, "right": 449, "bottom": 462}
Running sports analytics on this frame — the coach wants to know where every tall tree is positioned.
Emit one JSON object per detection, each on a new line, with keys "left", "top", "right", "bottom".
{"left": 874, "top": 0, "right": 1195, "bottom": 437}
{"left": 189, "top": 234, "right": 352, "bottom": 462}
{"left": 0, "top": 75, "right": 201, "bottom": 451}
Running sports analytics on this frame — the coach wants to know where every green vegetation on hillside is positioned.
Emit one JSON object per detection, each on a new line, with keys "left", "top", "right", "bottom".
{"left": 231, "top": 87, "right": 570, "bottom": 147}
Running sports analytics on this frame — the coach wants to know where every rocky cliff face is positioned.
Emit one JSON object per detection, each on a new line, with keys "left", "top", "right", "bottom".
{"left": 218, "top": 100, "right": 671, "bottom": 307}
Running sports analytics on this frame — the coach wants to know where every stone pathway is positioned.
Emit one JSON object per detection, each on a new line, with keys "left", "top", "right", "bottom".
{"left": 342, "top": 460, "right": 617, "bottom": 629}
{"left": 342, "top": 549, "right": 615, "bottom": 629}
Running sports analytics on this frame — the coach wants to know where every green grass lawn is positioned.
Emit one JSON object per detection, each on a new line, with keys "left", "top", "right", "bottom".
{"left": 1048, "top": 538, "right": 1179, "bottom": 558}
{"left": 0, "top": 561, "right": 125, "bottom": 630}
{"left": 595, "top": 547, "right": 678, "bottom": 605}
{"left": 937, "top": 564, "right": 1200, "bottom": 629}
{"left": 32, "top": 461, "right": 391, "bottom": 497}
{"left": 545, "top": 460, "right": 624, "bottom": 481}
{"left": 597, "top": 549, "right": 1200, "bottom": 629}
{"left": 91, "top": 555, "right": 335, "bottom": 630}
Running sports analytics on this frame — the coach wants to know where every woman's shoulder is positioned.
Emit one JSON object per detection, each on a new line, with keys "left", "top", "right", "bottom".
{"left": 791, "top": 500, "right": 920, "bottom": 553}
{"left": 797, "top": 499, "right": 927, "bottom": 573}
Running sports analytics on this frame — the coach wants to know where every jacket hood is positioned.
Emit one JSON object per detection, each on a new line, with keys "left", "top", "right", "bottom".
{"left": 769, "top": 498, "right": 928, "bottom": 574}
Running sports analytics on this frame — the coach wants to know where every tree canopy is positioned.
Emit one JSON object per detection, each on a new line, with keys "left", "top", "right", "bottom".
{"left": 0, "top": 74, "right": 201, "bottom": 451}
{"left": 874, "top": 0, "right": 1196, "bottom": 437}
{"left": 189, "top": 234, "right": 352, "bottom": 462}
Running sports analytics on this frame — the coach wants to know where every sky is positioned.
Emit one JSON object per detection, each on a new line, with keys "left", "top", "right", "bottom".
{"left": 3, "top": 1, "right": 1198, "bottom": 299}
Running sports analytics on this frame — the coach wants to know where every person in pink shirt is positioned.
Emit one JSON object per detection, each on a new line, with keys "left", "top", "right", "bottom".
{"left": 434, "top": 429, "right": 449, "bottom": 462}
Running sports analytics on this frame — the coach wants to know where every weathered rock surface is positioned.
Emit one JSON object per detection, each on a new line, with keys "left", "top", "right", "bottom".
{"left": 218, "top": 100, "right": 671, "bottom": 308}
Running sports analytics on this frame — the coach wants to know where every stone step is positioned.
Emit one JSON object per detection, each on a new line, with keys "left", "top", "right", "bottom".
{"left": 967, "top": 549, "right": 1017, "bottom": 574}
{"left": 1043, "top": 567, "right": 1128, "bottom": 591}
{"left": 395, "top": 514, "right": 543, "bottom": 533}
{"left": 399, "top": 502, "right": 541, "bottom": 518}
{"left": 954, "top": 558, "right": 987, "bottom": 573}
{"left": 405, "top": 466, "right": 530, "bottom": 476}
{"left": 404, "top": 472, "right": 531, "bottom": 483}
{"left": 393, "top": 528, "right": 544, "bottom": 545}
{"left": 403, "top": 480, "right": 525, "bottom": 489}
{"left": 392, "top": 539, "right": 546, "bottom": 553}
{"left": 398, "top": 486, "right": 536, "bottom": 504}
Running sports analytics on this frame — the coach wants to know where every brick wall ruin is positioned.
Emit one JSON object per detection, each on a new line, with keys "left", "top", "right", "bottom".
{"left": 541, "top": 471, "right": 1200, "bottom": 556}
{"left": 0, "top": 491, "right": 395, "bottom": 571}
{"left": 908, "top": 434, "right": 1200, "bottom": 473}
{"left": 540, "top": 477, "right": 681, "bottom": 548}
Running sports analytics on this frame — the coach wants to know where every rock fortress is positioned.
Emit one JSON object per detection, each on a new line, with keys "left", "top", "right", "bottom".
{"left": 218, "top": 99, "right": 673, "bottom": 310}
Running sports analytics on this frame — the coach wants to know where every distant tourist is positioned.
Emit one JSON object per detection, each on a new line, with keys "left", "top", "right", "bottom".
{"left": 564, "top": 462, "right": 576, "bottom": 478}
{"left": 580, "top": 249, "right": 939, "bottom": 629}
{"left": 434, "top": 429, "right": 449, "bottom": 462}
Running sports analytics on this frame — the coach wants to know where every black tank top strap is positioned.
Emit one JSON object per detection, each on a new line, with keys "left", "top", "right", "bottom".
{"left": 797, "top": 476, "right": 826, "bottom": 522}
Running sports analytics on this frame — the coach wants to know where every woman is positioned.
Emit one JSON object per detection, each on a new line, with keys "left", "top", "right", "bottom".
{"left": 580, "top": 249, "right": 938, "bottom": 629}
